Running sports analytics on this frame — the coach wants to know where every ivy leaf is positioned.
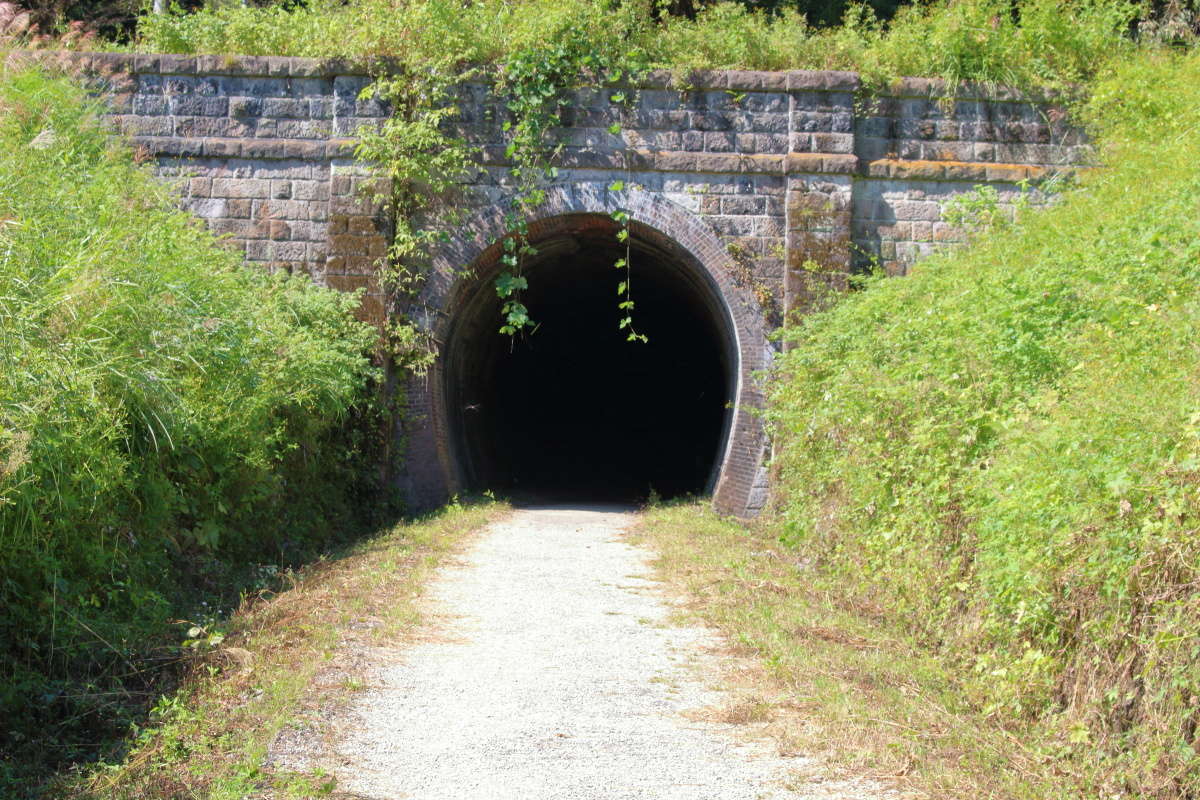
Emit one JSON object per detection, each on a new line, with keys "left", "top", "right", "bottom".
{"left": 495, "top": 273, "right": 528, "bottom": 298}
{"left": 505, "top": 303, "right": 530, "bottom": 329}
{"left": 611, "top": 92, "right": 626, "bottom": 104}
{"left": 609, "top": 180, "right": 625, "bottom": 192}
{"left": 502, "top": 120, "right": 512, "bottom": 132}
{"left": 607, "top": 123, "right": 622, "bottom": 135}
{"left": 614, "top": 258, "right": 627, "bottom": 269}
{"left": 619, "top": 317, "right": 631, "bottom": 329}
{"left": 619, "top": 300, "right": 635, "bottom": 310}
{"left": 617, "top": 280, "right": 627, "bottom": 295}
{"left": 616, "top": 229, "right": 629, "bottom": 242}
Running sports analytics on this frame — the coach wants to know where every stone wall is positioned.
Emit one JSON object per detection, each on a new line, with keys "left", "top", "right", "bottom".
{"left": 5, "top": 51, "right": 1085, "bottom": 326}
{"left": 1, "top": 50, "right": 1089, "bottom": 516}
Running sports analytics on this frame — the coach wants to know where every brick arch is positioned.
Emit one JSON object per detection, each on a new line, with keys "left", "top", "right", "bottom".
{"left": 401, "top": 184, "right": 771, "bottom": 518}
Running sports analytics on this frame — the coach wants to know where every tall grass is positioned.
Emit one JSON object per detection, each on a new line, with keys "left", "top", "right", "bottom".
{"left": 767, "top": 49, "right": 1200, "bottom": 795}
{"left": 135, "top": 0, "right": 1142, "bottom": 92}
{"left": 0, "top": 67, "right": 380, "bottom": 792}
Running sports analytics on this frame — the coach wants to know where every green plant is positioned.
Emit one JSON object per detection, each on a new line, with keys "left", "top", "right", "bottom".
{"left": 0, "top": 66, "right": 381, "bottom": 793}
{"left": 766, "top": 48, "right": 1200, "bottom": 795}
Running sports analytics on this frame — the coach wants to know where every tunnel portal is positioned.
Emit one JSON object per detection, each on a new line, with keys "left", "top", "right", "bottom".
{"left": 442, "top": 214, "right": 736, "bottom": 505}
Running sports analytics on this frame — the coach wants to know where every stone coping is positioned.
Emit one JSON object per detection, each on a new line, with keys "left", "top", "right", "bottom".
{"left": 4, "top": 49, "right": 1070, "bottom": 103}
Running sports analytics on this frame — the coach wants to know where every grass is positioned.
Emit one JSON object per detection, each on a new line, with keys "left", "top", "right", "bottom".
{"left": 634, "top": 501, "right": 1064, "bottom": 798}
{"left": 133, "top": 0, "right": 1148, "bottom": 94}
{"left": 56, "top": 498, "right": 504, "bottom": 800}
{"left": 0, "top": 65, "right": 382, "bottom": 793}
{"left": 762, "top": 47, "right": 1200, "bottom": 796}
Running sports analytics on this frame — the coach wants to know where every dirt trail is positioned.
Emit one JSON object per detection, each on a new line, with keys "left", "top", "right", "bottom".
{"left": 271, "top": 506, "right": 890, "bottom": 799}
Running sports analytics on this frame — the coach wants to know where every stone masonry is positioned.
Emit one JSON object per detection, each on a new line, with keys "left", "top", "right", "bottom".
{"left": 4, "top": 50, "right": 1087, "bottom": 517}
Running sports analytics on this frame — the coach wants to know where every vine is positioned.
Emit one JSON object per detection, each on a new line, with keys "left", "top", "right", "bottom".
{"left": 356, "top": 32, "right": 652, "bottom": 353}
{"left": 355, "top": 62, "right": 478, "bottom": 369}
{"left": 492, "top": 32, "right": 650, "bottom": 340}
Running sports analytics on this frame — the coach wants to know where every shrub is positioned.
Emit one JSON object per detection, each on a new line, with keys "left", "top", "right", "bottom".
{"left": 134, "top": 0, "right": 1141, "bottom": 92}
{"left": 767, "top": 50, "right": 1200, "bottom": 794}
{"left": 0, "top": 66, "right": 380, "bottom": 791}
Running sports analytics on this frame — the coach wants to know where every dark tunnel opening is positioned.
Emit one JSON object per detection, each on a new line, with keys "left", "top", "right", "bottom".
{"left": 443, "top": 215, "right": 735, "bottom": 505}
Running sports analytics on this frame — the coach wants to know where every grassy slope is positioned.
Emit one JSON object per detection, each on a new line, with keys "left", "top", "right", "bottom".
{"left": 59, "top": 500, "right": 504, "bottom": 800}
{"left": 635, "top": 502, "right": 1058, "bottom": 798}
{"left": 765, "top": 50, "right": 1200, "bottom": 796}
{"left": 0, "top": 66, "right": 380, "bottom": 792}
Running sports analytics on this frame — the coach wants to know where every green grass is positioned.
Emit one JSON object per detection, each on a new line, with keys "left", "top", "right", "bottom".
{"left": 0, "top": 66, "right": 382, "bottom": 794}
{"left": 634, "top": 501, "right": 1063, "bottom": 798}
{"left": 134, "top": 0, "right": 1144, "bottom": 93}
{"left": 766, "top": 49, "right": 1200, "bottom": 796}
{"left": 57, "top": 499, "right": 503, "bottom": 800}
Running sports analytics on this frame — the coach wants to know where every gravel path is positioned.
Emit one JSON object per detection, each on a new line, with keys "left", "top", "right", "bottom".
{"left": 272, "top": 506, "right": 888, "bottom": 799}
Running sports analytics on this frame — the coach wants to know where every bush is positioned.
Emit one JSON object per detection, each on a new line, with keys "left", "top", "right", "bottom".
{"left": 134, "top": 0, "right": 1142, "bottom": 92}
{"left": 0, "top": 66, "right": 381, "bottom": 791}
{"left": 767, "top": 50, "right": 1200, "bottom": 794}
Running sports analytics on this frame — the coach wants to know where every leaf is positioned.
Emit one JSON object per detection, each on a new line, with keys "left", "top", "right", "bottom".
{"left": 616, "top": 229, "right": 629, "bottom": 242}
{"left": 494, "top": 273, "right": 528, "bottom": 298}
{"left": 617, "top": 280, "right": 627, "bottom": 295}
{"left": 619, "top": 317, "right": 631, "bottom": 329}
{"left": 609, "top": 180, "right": 625, "bottom": 192}
{"left": 611, "top": 92, "right": 626, "bottom": 103}
{"left": 608, "top": 123, "right": 622, "bottom": 135}
{"left": 614, "top": 258, "right": 627, "bottom": 269}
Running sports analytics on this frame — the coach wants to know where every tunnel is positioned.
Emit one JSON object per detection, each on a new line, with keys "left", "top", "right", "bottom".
{"left": 440, "top": 213, "right": 737, "bottom": 505}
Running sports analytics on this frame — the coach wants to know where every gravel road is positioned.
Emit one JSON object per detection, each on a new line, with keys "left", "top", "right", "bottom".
{"left": 271, "top": 505, "right": 888, "bottom": 799}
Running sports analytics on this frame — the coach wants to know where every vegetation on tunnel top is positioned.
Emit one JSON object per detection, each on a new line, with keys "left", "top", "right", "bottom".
{"left": 131, "top": 0, "right": 1162, "bottom": 94}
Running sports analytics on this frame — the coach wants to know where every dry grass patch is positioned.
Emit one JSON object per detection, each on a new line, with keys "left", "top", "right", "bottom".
{"left": 57, "top": 499, "right": 505, "bottom": 800}
{"left": 632, "top": 501, "right": 1070, "bottom": 799}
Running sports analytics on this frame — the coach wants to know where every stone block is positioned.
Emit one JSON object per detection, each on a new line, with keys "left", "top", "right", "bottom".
{"left": 276, "top": 119, "right": 333, "bottom": 139}
{"left": 226, "top": 199, "right": 253, "bottom": 218}
{"left": 132, "top": 95, "right": 168, "bottom": 116}
{"left": 811, "top": 132, "right": 854, "bottom": 154}
{"left": 891, "top": 200, "right": 942, "bottom": 222}
{"left": 230, "top": 96, "right": 262, "bottom": 117}
{"left": 262, "top": 97, "right": 309, "bottom": 119}
{"left": 212, "top": 178, "right": 271, "bottom": 199}
{"left": 721, "top": 196, "right": 766, "bottom": 215}
{"left": 704, "top": 132, "right": 735, "bottom": 152}
{"left": 754, "top": 133, "right": 788, "bottom": 153}
{"left": 168, "top": 95, "right": 228, "bottom": 116}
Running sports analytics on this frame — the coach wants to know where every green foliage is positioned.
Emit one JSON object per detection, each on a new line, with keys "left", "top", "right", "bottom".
{"left": 137, "top": 0, "right": 1145, "bottom": 94}
{"left": 0, "top": 67, "right": 380, "bottom": 792}
{"left": 767, "top": 50, "right": 1200, "bottom": 794}
{"left": 134, "top": 0, "right": 1150, "bottom": 342}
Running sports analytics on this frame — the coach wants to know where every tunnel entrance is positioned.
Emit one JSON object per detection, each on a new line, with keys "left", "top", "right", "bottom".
{"left": 442, "top": 214, "right": 736, "bottom": 505}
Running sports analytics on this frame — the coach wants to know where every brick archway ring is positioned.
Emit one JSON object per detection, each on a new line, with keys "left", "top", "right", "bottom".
{"left": 402, "top": 184, "right": 770, "bottom": 518}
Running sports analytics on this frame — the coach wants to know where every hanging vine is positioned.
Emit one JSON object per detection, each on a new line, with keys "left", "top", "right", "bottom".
{"left": 357, "top": 32, "right": 652, "bottom": 350}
